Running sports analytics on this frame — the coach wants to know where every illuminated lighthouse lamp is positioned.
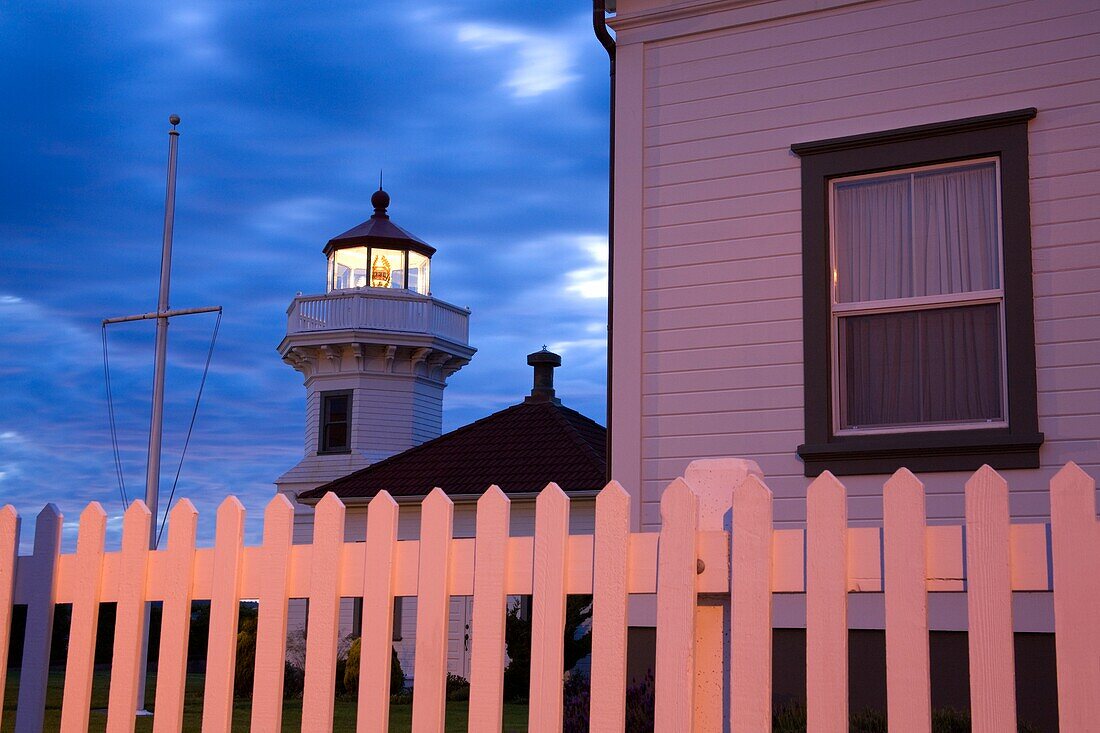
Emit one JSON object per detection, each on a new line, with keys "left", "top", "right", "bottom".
{"left": 325, "top": 187, "right": 433, "bottom": 295}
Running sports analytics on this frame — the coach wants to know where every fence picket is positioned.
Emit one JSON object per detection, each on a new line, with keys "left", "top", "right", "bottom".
{"left": 468, "top": 486, "right": 511, "bottom": 731}
{"left": 104, "top": 501, "right": 153, "bottom": 733}
{"left": 0, "top": 505, "right": 17, "bottom": 723}
{"left": 358, "top": 491, "right": 400, "bottom": 733}
{"left": 883, "top": 469, "right": 930, "bottom": 733}
{"left": 655, "top": 478, "right": 698, "bottom": 732}
{"left": 201, "top": 497, "right": 246, "bottom": 733}
{"left": 411, "top": 488, "right": 454, "bottom": 732}
{"left": 806, "top": 471, "right": 847, "bottom": 733}
{"left": 529, "top": 483, "right": 570, "bottom": 733}
{"left": 590, "top": 481, "right": 630, "bottom": 733}
{"left": 59, "top": 503, "right": 108, "bottom": 733}
{"left": 250, "top": 494, "right": 295, "bottom": 733}
{"left": 302, "top": 493, "right": 347, "bottom": 731}
{"left": 731, "top": 475, "right": 773, "bottom": 733}
{"left": 14, "top": 504, "right": 62, "bottom": 733}
{"left": 152, "top": 500, "right": 199, "bottom": 733}
{"left": 1050, "top": 462, "right": 1100, "bottom": 729}
{"left": 964, "top": 465, "right": 1016, "bottom": 733}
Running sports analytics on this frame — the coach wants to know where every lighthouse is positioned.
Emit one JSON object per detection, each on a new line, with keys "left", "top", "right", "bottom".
{"left": 275, "top": 188, "right": 476, "bottom": 512}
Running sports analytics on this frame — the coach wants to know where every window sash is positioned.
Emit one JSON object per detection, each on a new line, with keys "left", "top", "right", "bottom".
{"left": 828, "top": 158, "right": 1009, "bottom": 435}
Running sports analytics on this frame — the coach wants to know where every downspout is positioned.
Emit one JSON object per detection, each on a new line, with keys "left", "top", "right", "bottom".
{"left": 593, "top": 0, "right": 616, "bottom": 482}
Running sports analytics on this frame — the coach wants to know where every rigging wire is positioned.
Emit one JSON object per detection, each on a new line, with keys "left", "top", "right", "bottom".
{"left": 156, "top": 309, "right": 221, "bottom": 547}
{"left": 101, "top": 324, "right": 130, "bottom": 509}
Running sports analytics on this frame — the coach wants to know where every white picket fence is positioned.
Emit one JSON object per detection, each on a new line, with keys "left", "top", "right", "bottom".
{"left": 0, "top": 460, "right": 1097, "bottom": 732}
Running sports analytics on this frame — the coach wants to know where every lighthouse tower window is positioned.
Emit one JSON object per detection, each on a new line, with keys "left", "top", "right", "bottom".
{"left": 319, "top": 390, "right": 352, "bottom": 454}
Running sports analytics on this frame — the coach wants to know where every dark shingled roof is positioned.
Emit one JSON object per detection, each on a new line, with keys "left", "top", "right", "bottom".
{"left": 299, "top": 400, "right": 606, "bottom": 500}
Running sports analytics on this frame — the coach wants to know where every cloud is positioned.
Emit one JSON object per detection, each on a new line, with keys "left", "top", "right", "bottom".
{"left": 455, "top": 22, "right": 580, "bottom": 99}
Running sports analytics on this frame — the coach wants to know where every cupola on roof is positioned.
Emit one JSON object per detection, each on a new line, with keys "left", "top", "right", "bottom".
{"left": 323, "top": 187, "right": 437, "bottom": 258}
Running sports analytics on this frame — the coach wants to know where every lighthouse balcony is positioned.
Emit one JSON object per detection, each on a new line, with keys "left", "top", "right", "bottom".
{"left": 287, "top": 289, "right": 470, "bottom": 345}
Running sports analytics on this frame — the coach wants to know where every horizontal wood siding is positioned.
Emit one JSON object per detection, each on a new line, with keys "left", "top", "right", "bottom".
{"left": 628, "top": 0, "right": 1100, "bottom": 529}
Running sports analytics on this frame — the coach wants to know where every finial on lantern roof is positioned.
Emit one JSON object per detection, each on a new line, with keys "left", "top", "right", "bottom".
{"left": 371, "top": 182, "right": 390, "bottom": 219}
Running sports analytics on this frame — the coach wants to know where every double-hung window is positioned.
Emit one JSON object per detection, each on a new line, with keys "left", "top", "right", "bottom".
{"left": 319, "top": 390, "right": 352, "bottom": 454}
{"left": 793, "top": 110, "right": 1043, "bottom": 476}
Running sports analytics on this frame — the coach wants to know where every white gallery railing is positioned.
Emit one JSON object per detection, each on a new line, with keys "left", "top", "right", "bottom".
{"left": 286, "top": 290, "right": 470, "bottom": 344}
{"left": 0, "top": 460, "right": 1097, "bottom": 731}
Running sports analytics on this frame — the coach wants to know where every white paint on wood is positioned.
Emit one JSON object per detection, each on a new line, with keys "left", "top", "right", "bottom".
{"left": 529, "top": 483, "right": 570, "bottom": 733}
{"left": 965, "top": 465, "right": 1017, "bottom": 733}
{"left": 590, "top": 481, "right": 630, "bottom": 733}
{"left": 14, "top": 504, "right": 61, "bottom": 733}
{"left": 883, "top": 469, "right": 931, "bottom": 733}
{"left": 105, "top": 501, "right": 153, "bottom": 733}
{"left": 0, "top": 506, "right": 17, "bottom": 723}
{"left": 731, "top": 475, "right": 773, "bottom": 733}
{"left": 59, "top": 503, "right": 108, "bottom": 733}
{"left": 303, "top": 492, "right": 347, "bottom": 732}
{"left": 358, "top": 491, "right": 399, "bottom": 733}
{"left": 201, "top": 497, "right": 246, "bottom": 733}
{"left": 411, "top": 488, "right": 454, "bottom": 732}
{"left": 152, "top": 500, "right": 199, "bottom": 733}
{"left": 1050, "top": 462, "right": 1100, "bottom": 729}
{"left": 806, "top": 472, "right": 847, "bottom": 733}
{"left": 250, "top": 494, "right": 295, "bottom": 733}
{"left": 467, "top": 486, "right": 511, "bottom": 731}
{"left": 654, "top": 478, "right": 697, "bottom": 732}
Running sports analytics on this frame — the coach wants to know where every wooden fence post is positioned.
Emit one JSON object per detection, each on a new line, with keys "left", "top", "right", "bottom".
{"left": 883, "top": 469, "right": 930, "bottom": 733}
{"left": 468, "top": 486, "right": 511, "bottom": 732}
{"left": 965, "top": 465, "right": 1016, "bottom": 733}
{"left": 358, "top": 491, "right": 400, "bottom": 733}
{"left": 201, "top": 497, "right": 246, "bottom": 733}
{"left": 1050, "top": 462, "right": 1100, "bottom": 729}
{"left": 683, "top": 457, "right": 764, "bottom": 732}
{"left": 730, "top": 474, "right": 773, "bottom": 733}
{"left": 14, "top": 504, "right": 61, "bottom": 733}
{"left": 590, "top": 481, "right": 630, "bottom": 733}
{"left": 152, "top": 499, "right": 199, "bottom": 733}
{"left": 0, "top": 505, "right": 18, "bottom": 722}
{"left": 105, "top": 501, "right": 153, "bottom": 733}
{"left": 411, "top": 487, "right": 455, "bottom": 732}
{"left": 59, "top": 503, "right": 108, "bottom": 733}
{"left": 806, "top": 472, "right": 847, "bottom": 733}
{"left": 529, "top": 483, "right": 570, "bottom": 733}
{"left": 655, "top": 478, "right": 698, "bottom": 732}
{"left": 251, "top": 494, "right": 295, "bottom": 733}
{"left": 302, "top": 492, "right": 347, "bottom": 732}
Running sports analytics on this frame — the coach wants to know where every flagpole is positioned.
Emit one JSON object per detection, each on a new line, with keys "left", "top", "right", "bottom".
{"left": 135, "top": 114, "right": 181, "bottom": 714}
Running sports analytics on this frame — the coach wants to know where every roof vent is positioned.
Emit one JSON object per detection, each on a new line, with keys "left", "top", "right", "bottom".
{"left": 525, "top": 347, "right": 561, "bottom": 404}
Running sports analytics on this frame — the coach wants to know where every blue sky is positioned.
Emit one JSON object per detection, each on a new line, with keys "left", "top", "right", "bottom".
{"left": 0, "top": 2, "right": 611, "bottom": 549}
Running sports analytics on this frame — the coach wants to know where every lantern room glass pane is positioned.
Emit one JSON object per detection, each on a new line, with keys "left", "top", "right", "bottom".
{"left": 369, "top": 248, "right": 405, "bottom": 289}
{"left": 408, "top": 251, "right": 430, "bottom": 294}
{"left": 331, "top": 246, "right": 370, "bottom": 290}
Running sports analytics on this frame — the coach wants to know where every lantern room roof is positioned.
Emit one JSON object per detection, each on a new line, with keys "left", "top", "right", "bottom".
{"left": 323, "top": 188, "right": 437, "bottom": 258}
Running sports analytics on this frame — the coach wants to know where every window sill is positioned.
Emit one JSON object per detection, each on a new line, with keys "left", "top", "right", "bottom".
{"left": 797, "top": 429, "right": 1044, "bottom": 477}
{"left": 317, "top": 449, "right": 352, "bottom": 456}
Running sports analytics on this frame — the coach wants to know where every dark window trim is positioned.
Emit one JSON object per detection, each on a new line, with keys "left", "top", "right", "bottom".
{"left": 792, "top": 109, "right": 1043, "bottom": 476}
{"left": 318, "top": 389, "right": 353, "bottom": 455}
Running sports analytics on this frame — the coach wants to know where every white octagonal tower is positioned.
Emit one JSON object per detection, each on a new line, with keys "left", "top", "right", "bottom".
{"left": 275, "top": 188, "right": 475, "bottom": 506}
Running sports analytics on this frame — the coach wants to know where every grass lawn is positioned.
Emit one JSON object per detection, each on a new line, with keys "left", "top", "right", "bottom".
{"left": 1, "top": 669, "right": 529, "bottom": 731}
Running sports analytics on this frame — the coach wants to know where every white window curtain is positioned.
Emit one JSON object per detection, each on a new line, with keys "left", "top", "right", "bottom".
{"left": 832, "top": 161, "right": 1003, "bottom": 429}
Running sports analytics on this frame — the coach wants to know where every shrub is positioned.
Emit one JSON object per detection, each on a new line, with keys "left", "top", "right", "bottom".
{"left": 503, "top": 596, "right": 592, "bottom": 702}
{"left": 343, "top": 637, "right": 406, "bottom": 697}
{"left": 446, "top": 674, "right": 471, "bottom": 701}
{"left": 625, "top": 672, "right": 654, "bottom": 733}
{"left": 562, "top": 671, "right": 591, "bottom": 732}
{"left": 233, "top": 615, "right": 258, "bottom": 699}
{"left": 282, "top": 661, "right": 305, "bottom": 698}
